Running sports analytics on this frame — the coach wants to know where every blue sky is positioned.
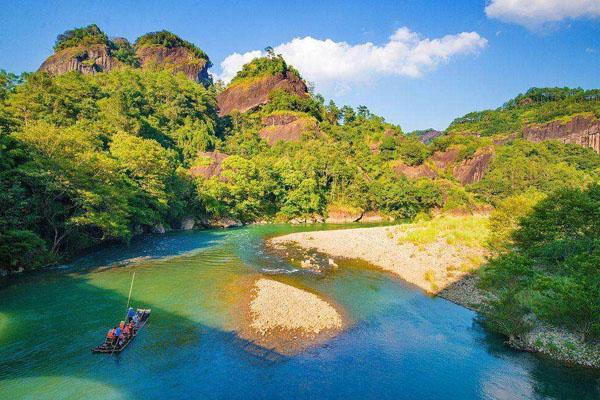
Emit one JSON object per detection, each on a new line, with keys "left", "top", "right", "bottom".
{"left": 1, "top": 0, "right": 599, "bottom": 131}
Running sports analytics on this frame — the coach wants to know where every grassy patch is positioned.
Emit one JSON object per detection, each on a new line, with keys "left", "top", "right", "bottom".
{"left": 396, "top": 215, "right": 489, "bottom": 248}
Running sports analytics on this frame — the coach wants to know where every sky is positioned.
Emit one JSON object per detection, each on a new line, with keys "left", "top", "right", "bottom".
{"left": 0, "top": 0, "right": 599, "bottom": 131}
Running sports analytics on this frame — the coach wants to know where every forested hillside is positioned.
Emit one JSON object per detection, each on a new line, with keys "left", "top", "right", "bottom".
{"left": 1, "top": 24, "right": 600, "bottom": 281}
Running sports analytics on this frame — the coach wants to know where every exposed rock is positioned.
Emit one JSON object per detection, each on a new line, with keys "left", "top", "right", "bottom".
{"left": 417, "top": 129, "right": 444, "bottom": 144}
{"left": 452, "top": 147, "right": 494, "bottom": 184}
{"left": 523, "top": 115, "right": 600, "bottom": 154}
{"left": 136, "top": 45, "right": 210, "bottom": 85}
{"left": 152, "top": 224, "right": 166, "bottom": 234}
{"left": 392, "top": 162, "right": 437, "bottom": 180}
{"left": 180, "top": 217, "right": 195, "bottom": 230}
{"left": 493, "top": 133, "right": 516, "bottom": 146}
{"left": 39, "top": 44, "right": 121, "bottom": 75}
{"left": 325, "top": 205, "right": 363, "bottom": 223}
{"left": 431, "top": 148, "right": 460, "bottom": 169}
{"left": 369, "top": 141, "right": 382, "bottom": 154}
{"left": 189, "top": 151, "right": 229, "bottom": 179}
{"left": 383, "top": 128, "right": 397, "bottom": 137}
{"left": 359, "top": 212, "right": 389, "bottom": 223}
{"left": 202, "top": 218, "right": 242, "bottom": 229}
{"left": 217, "top": 72, "right": 308, "bottom": 116}
{"left": 259, "top": 113, "right": 319, "bottom": 145}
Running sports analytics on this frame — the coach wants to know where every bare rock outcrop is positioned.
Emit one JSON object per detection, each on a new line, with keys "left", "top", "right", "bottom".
{"left": 418, "top": 129, "right": 444, "bottom": 144}
{"left": 523, "top": 115, "right": 600, "bottom": 154}
{"left": 217, "top": 72, "right": 308, "bottom": 116}
{"left": 189, "top": 151, "right": 229, "bottom": 179}
{"left": 39, "top": 44, "right": 121, "bottom": 75}
{"left": 135, "top": 45, "right": 210, "bottom": 84}
{"left": 452, "top": 147, "right": 494, "bottom": 184}
{"left": 259, "top": 113, "right": 318, "bottom": 145}
{"left": 431, "top": 148, "right": 460, "bottom": 169}
{"left": 392, "top": 162, "right": 437, "bottom": 180}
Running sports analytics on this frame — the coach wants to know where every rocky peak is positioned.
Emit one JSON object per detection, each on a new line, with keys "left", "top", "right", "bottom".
{"left": 39, "top": 44, "right": 120, "bottom": 76}
{"left": 217, "top": 71, "right": 308, "bottom": 116}
{"left": 39, "top": 26, "right": 211, "bottom": 84}
{"left": 135, "top": 45, "right": 210, "bottom": 85}
{"left": 412, "top": 129, "right": 444, "bottom": 144}
{"left": 523, "top": 115, "right": 600, "bottom": 154}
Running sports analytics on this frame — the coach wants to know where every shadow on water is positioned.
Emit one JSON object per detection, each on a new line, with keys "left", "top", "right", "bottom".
{"left": 67, "top": 229, "right": 229, "bottom": 271}
{"left": 0, "top": 274, "right": 198, "bottom": 397}
{"left": 441, "top": 273, "right": 600, "bottom": 400}
{"left": 1, "top": 225, "right": 599, "bottom": 399}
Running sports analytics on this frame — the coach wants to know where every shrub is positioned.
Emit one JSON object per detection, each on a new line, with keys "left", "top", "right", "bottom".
{"left": 135, "top": 31, "right": 211, "bottom": 66}
{"left": 230, "top": 56, "right": 300, "bottom": 84}
{"left": 54, "top": 24, "right": 108, "bottom": 52}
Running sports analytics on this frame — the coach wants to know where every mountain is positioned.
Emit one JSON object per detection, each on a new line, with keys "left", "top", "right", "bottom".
{"left": 39, "top": 25, "right": 212, "bottom": 85}
{"left": 2, "top": 25, "right": 600, "bottom": 273}
{"left": 216, "top": 56, "right": 308, "bottom": 116}
{"left": 447, "top": 87, "right": 600, "bottom": 153}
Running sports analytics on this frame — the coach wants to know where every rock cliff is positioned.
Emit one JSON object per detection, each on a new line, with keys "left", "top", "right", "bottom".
{"left": 39, "top": 28, "right": 210, "bottom": 84}
{"left": 217, "top": 72, "right": 308, "bottom": 116}
{"left": 189, "top": 151, "right": 229, "bottom": 179}
{"left": 417, "top": 129, "right": 444, "bottom": 144}
{"left": 39, "top": 44, "right": 121, "bottom": 75}
{"left": 259, "top": 113, "right": 318, "bottom": 145}
{"left": 452, "top": 147, "right": 494, "bottom": 184}
{"left": 523, "top": 115, "right": 600, "bottom": 154}
{"left": 135, "top": 45, "right": 211, "bottom": 85}
{"left": 431, "top": 148, "right": 460, "bottom": 169}
{"left": 392, "top": 162, "right": 437, "bottom": 180}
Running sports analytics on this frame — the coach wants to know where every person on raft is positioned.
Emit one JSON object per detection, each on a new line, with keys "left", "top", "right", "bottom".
{"left": 106, "top": 327, "right": 117, "bottom": 344}
{"left": 127, "top": 307, "right": 135, "bottom": 323}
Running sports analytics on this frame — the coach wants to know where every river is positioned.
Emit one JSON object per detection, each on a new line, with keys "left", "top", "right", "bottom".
{"left": 0, "top": 225, "right": 598, "bottom": 399}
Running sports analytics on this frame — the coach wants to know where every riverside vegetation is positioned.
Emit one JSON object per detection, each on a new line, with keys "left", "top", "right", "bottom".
{"left": 1, "top": 24, "right": 599, "bottom": 367}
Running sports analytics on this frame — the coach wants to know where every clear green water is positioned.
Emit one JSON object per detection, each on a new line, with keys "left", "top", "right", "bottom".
{"left": 0, "top": 225, "right": 599, "bottom": 399}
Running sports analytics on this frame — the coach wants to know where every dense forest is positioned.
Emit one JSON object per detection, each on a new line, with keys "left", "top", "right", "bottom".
{"left": 1, "top": 26, "right": 599, "bottom": 353}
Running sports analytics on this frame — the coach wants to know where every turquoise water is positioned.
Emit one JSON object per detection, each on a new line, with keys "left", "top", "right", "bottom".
{"left": 0, "top": 225, "right": 598, "bottom": 399}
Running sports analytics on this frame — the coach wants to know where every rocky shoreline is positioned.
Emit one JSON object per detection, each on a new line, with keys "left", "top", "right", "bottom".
{"left": 268, "top": 224, "right": 600, "bottom": 369}
{"left": 269, "top": 224, "right": 488, "bottom": 295}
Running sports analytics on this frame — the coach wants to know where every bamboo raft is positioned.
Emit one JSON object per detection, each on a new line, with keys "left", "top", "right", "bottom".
{"left": 92, "top": 309, "right": 151, "bottom": 354}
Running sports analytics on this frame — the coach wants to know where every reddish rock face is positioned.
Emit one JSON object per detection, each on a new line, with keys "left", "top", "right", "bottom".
{"left": 135, "top": 45, "right": 210, "bottom": 84}
{"left": 216, "top": 72, "right": 308, "bottom": 116}
{"left": 431, "top": 148, "right": 460, "bottom": 169}
{"left": 39, "top": 44, "right": 120, "bottom": 75}
{"left": 392, "top": 162, "right": 437, "bottom": 180}
{"left": 259, "top": 113, "right": 318, "bottom": 145}
{"left": 190, "top": 151, "right": 229, "bottom": 179}
{"left": 452, "top": 147, "right": 494, "bottom": 185}
{"left": 523, "top": 115, "right": 600, "bottom": 154}
{"left": 417, "top": 129, "right": 443, "bottom": 144}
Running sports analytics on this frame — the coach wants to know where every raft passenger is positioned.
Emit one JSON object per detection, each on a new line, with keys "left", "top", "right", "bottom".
{"left": 127, "top": 307, "right": 135, "bottom": 323}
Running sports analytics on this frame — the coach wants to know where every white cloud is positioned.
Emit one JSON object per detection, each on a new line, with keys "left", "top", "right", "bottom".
{"left": 214, "top": 50, "right": 262, "bottom": 83}
{"left": 485, "top": 0, "right": 600, "bottom": 28}
{"left": 214, "top": 27, "right": 487, "bottom": 89}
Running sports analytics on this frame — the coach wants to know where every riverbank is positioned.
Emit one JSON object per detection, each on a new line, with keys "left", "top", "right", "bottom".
{"left": 267, "top": 215, "right": 600, "bottom": 369}
{"left": 269, "top": 215, "right": 490, "bottom": 296}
